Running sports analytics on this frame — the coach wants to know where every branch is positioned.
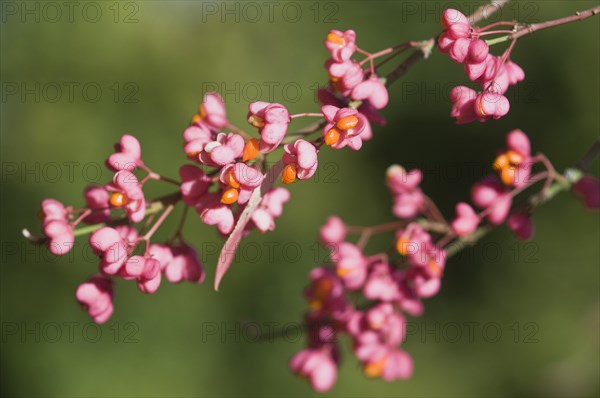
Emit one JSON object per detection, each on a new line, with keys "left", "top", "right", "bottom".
{"left": 446, "top": 137, "right": 600, "bottom": 257}
{"left": 576, "top": 137, "right": 600, "bottom": 172}
{"left": 469, "top": 0, "right": 511, "bottom": 25}
{"left": 486, "top": 5, "right": 600, "bottom": 45}
{"left": 385, "top": 0, "right": 511, "bottom": 86}
{"left": 23, "top": 191, "right": 182, "bottom": 244}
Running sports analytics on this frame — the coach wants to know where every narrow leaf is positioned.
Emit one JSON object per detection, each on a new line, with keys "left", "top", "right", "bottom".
{"left": 214, "top": 160, "right": 284, "bottom": 290}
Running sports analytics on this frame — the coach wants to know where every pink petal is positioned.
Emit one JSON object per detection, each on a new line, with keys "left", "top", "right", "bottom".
{"left": 507, "top": 129, "right": 531, "bottom": 156}
{"left": 89, "top": 227, "right": 122, "bottom": 253}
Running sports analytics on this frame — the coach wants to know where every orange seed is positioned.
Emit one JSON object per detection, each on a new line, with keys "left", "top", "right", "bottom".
{"left": 221, "top": 188, "right": 239, "bottom": 204}
{"left": 243, "top": 138, "right": 260, "bottom": 162}
{"left": 109, "top": 192, "right": 129, "bottom": 207}
{"left": 325, "top": 128, "right": 340, "bottom": 146}
{"left": 226, "top": 169, "right": 240, "bottom": 189}
{"left": 326, "top": 33, "right": 345, "bottom": 46}
{"left": 336, "top": 115, "right": 359, "bottom": 131}
{"left": 281, "top": 164, "right": 297, "bottom": 184}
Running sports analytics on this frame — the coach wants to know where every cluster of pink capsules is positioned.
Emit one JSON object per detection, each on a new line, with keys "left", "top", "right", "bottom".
{"left": 439, "top": 8, "right": 525, "bottom": 123}
{"left": 30, "top": 27, "right": 392, "bottom": 323}
{"left": 290, "top": 128, "right": 599, "bottom": 392}
{"left": 25, "top": 3, "right": 600, "bottom": 393}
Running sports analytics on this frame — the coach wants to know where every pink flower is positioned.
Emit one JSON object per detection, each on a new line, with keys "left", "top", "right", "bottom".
{"left": 41, "top": 198, "right": 68, "bottom": 221}
{"left": 179, "top": 165, "right": 211, "bottom": 206}
{"left": 194, "top": 92, "right": 228, "bottom": 130}
{"left": 395, "top": 224, "right": 433, "bottom": 266}
{"left": 197, "top": 193, "right": 235, "bottom": 235}
{"left": 290, "top": 349, "right": 337, "bottom": 393}
{"left": 333, "top": 242, "right": 368, "bottom": 290}
{"left": 507, "top": 212, "right": 534, "bottom": 240}
{"left": 449, "top": 37, "right": 490, "bottom": 66}
{"left": 467, "top": 39, "right": 489, "bottom": 64}
{"left": 76, "top": 275, "right": 114, "bottom": 324}
{"left": 325, "top": 29, "right": 356, "bottom": 62}
{"left": 321, "top": 105, "right": 367, "bottom": 150}
{"left": 351, "top": 75, "right": 389, "bottom": 109}
{"left": 478, "top": 55, "right": 503, "bottom": 83}
{"left": 440, "top": 8, "right": 523, "bottom": 124}
{"left": 451, "top": 202, "right": 480, "bottom": 236}
{"left": 183, "top": 123, "right": 214, "bottom": 160}
{"left": 107, "top": 134, "right": 142, "bottom": 171}
{"left": 83, "top": 185, "right": 110, "bottom": 224}
{"left": 471, "top": 177, "right": 513, "bottom": 225}
{"left": 202, "top": 205, "right": 235, "bottom": 235}
{"left": 148, "top": 243, "right": 205, "bottom": 284}
{"left": 441, "top": 9, "right": 470, "bottom": 33}
{"left": 282, "top": 139, "right": 319, "bottom": 183}
{"left": 164, "top": 244, "right": 206, "bottom": 284}
{"left": 247, "top": 102, "right": 290, "bottom": 153}
{"left": 465, "top": 57, "right": 489, "bottom": 81}
{"left": 120, "top": 256, "right": 162, "bottom": 294}
{"left": 493, "top": 129, "right": 532, "bottom": 187}
{"left": 449, "top": 37, "right": 471, "bottom": 63}
{"left": 218, "top": 162, "right": 265, "bottom": 205}
{"left": 386, "top": 165, "right": 424, "bottom": 219}
{"left": 363, "top": 262, "right": 400, "bottom": 302}
{"left": 319, "top": 216, "right": 346, "bottom": 245}
{"left": 199, "top": 132, "right": 245, "bottom": 167}
{"left": 305, "top": 267, "right": 346, "bottom": 313}
{"left": 573, "top": 175, "right": 600, "bottom": 210}
{"left": 440, "top": 9, "right": 490, "bottom": 66}
{"left": 107, "top": 170, "right": 146, "bottom": 223}
{"left": 327, "top": 60, "right": 364, "bottom": 96}
{"left": 353, "top": 329, "right": 384, "bottom": 361}
{"left": 147, "top": 243, "right": 173, "bottom": 271}
{"left": 450, "top": 86, "right": 478, "bottom": 124}
{"left": 406, "top": 260, "right": 444, "bottom": 298}
{"left": 89, "top": 227, "right": 130, "bottom": 275}
{"left": 41, "top": 199, "right": 74, "bottom": 256}
{"left": 397, "top": 225, "right": 446, "bottom": 295}
{"left": 476, "top": 57, "right": 525, "bottom": 93}
{"left": 354, "top": 331, "right": 413, "bottom": 381}
{"left": 505, "top": 61, "right": 525, "bottom": 85}
{"left": 438, "top": 32, "right": 455, "bottom": 52}
{"left": 251, "top": 188, "right": 290, "bottom": 233}
{"left": 115, "top": 224, "right": 139, "bottom": 245}
{"left": 396, "top": 275, "right": 424, "bottom": 317}
{"left": 366, "top": 303, "right": 405, "bottom": 345}
{"left": 474, "top": 91, "right": 510, "bottom": 120}
{"left": 375, "top": 348, "right": 414, "bottom": 382}
{"left": 439, "top": 10, "right": 472, "bottom": 57}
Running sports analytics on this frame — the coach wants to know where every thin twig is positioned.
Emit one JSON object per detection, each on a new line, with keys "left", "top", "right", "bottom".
{"left": 485, "top": 6, "right": 600, "bottom": 45}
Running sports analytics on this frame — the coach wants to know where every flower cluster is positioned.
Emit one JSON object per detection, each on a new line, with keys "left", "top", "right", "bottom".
{"left": 320, "top": 29, "right": 390, "bottom": 149}
{"left": 439, "top": 9, "right": 525, "bottom": 123}
{"left": 34, "top": 134, "right": 209, "bottom": 324}
{"left": 19, "top": 3, "right": 600, "bottom": 394}
{"left": 27, "top": 28, "right": 398, "bottom": 322}
{"left": 290, "top": 129, "right": 591, "bottom": 392}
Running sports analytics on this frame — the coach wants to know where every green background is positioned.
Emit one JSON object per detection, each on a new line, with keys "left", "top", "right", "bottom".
{"left": 1, "top": 0, "right": 599, "bottom": 396}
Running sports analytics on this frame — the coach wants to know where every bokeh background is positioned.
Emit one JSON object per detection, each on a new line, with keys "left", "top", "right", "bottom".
{"left": 1, "top": 0, "right": 599, "bottom": 396}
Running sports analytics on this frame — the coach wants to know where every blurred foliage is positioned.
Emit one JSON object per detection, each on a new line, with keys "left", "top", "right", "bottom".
{"left": 1, "top": 1, "right": 599, "bottom": 397}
